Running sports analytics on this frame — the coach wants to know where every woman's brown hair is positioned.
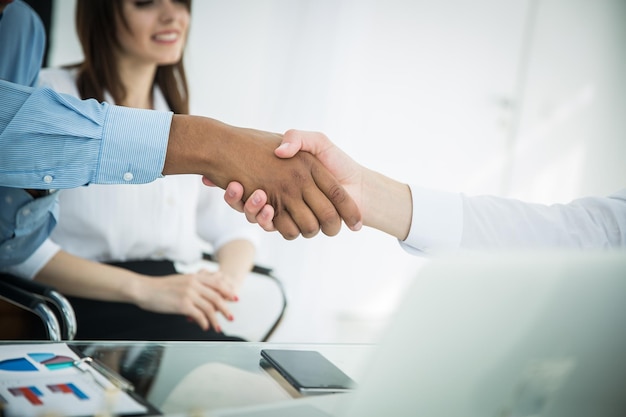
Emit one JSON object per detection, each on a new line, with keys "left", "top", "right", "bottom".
{"left": 74, "top": 0, "right": 191, "bottom": 114}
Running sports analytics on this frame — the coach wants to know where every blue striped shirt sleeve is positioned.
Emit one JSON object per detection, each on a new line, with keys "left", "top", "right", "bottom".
{"left": 0, "top": 80, "right": 172, "bottom": 188}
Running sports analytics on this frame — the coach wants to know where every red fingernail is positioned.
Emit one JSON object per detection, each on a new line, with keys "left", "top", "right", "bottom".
{"left": 233, "top": 295, "right": 239, "bottom": 302}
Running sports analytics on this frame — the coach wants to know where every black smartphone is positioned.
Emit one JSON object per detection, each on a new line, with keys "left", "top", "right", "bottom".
{"left": 260, "top": 349, "right": 357, "bottom": 394}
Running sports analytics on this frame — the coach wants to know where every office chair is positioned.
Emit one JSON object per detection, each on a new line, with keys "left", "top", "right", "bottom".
{"left": 0, "top": 273, "right": 77, "bottom": 341}
{"left": 0, "top": 255, "right": 286, "bottom": 342}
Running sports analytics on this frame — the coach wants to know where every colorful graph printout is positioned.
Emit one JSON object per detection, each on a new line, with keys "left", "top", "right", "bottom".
{"left": 9, "top": 386, "right": 43, "bottom": 406}
{"left": 0, "top": 353, "right": 74, "bottom": 372}
{"left": 31, "top": 353, "right": 75, "bottom": 370}
{"left": 48, "top": 383, "right": 89, "bottom": 400}
{"left": 0, "top": 358, "right": 37, "bottom": 372}
{"left": 0, "top": 343, "right": 147, "bottom": 417}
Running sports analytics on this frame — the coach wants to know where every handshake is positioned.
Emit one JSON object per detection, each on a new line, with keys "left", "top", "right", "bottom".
{"left": 168, "top": 116, "right": 412, "bottom": 242}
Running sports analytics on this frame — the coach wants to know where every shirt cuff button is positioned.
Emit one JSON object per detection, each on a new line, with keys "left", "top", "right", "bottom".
{"left": 43, "top": 175, "right": 54, "bottom": 184}
{"left": 123, "top": 172, "right": 134, "bottom": 182}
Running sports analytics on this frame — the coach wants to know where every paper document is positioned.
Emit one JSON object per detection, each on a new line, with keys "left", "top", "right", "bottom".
{"left": 0, "top": 343, "right": 147, "bottom": 417}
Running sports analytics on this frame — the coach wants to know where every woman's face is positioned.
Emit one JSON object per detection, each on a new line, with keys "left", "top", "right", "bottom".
{"left": 116, "top": 0, "right": 190, "bottom": 66}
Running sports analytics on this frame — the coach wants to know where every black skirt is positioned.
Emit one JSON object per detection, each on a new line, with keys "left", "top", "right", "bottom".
{"left": 67, "top": 259, "right": 245, "bottom": 342}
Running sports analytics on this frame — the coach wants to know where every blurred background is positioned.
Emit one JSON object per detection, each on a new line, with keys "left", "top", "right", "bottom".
{"left": 42, "top": 0, "right": 626, "bottom": 343}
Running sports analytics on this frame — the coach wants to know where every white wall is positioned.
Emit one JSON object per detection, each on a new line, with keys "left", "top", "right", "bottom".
{"left": 47, "top": 0, "right": 625, "bottom": 342}
{"left": 508, "top": 0, "right": 626, "bottom": 203}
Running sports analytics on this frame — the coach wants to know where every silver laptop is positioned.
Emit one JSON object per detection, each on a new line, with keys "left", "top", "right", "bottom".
{"left": 209, "top": 250, "right": 626, "bottom": 417}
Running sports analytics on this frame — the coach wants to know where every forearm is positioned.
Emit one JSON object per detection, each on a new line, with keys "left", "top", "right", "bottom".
{"left": 163, "top": 115, "right": 280, "bottom": 192}
{"left": 163, "top": 115, "right": 235, "bottom": 180}
{"left": 216, "top": 240, "right": 256, "bottom": 291}
{"left": 162, "top": 114, "right": 213, "bottom": 176}
{"left": 361, "top": 168, "right": 413, "bottom": 241}
{"left": 33, "top": 250, "right": 144, "bottom": 303}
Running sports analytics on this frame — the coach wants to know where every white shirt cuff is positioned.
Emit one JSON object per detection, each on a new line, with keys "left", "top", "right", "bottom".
{"left": 399, "top": 186, "right": 463, "bottom": 255}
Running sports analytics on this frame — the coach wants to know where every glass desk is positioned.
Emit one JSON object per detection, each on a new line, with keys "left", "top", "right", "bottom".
{"left": 1, "top": 341, "right": 374, "bottom": 416}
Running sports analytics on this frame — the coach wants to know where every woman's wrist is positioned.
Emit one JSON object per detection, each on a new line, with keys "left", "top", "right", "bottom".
{"left": 120, "top": 270, "right": 149, "bottom": 305}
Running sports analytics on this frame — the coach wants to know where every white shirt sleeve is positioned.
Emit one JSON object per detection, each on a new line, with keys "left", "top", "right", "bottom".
{"left": 400, "top": 186, "right": 463, "bottom": 255}
{"left": 400, "top": 186, "right": 626, "bottom": 255}
{"left": 459, "top": 189, "right": 626, "bottom": 250}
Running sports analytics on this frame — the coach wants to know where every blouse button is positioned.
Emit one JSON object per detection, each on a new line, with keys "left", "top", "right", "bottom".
{"left": 123, "top": 172, "right": 134, "bottom": 182}
{"left": 43, "top": 175, "right": 54, "bottom": 184}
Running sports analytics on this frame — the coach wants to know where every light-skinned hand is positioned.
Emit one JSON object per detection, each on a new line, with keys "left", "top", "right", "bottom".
{"left": 132, "top": 269, "right": 238, "bottom": 332}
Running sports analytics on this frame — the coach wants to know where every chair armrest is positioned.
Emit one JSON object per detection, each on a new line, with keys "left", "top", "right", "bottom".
{"left": 0, "top": 277, "right": 62, "bottom": 341}
{"left": 201, "top": 253, "right": 287, "bottom": 342}
{"left": 0, "top": 273, "right": 76, "bottom": 340}
{"left": 202, "top": 252, "right": 274, "bottom": 276}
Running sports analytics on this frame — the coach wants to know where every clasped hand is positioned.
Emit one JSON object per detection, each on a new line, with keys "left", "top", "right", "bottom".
{"left": 135, "top": 269, "right": 238, "bottom": 332}
{"left": 171, "top": 117, "right": 362, "bottom": 240}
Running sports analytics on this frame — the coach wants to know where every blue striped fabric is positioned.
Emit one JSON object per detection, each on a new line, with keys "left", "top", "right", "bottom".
{"left": 98, "top": 101, "right": 173, "bottom": 185}
{"left": 0, "top": 0, "right": 45, "bottom": 87}
{"left": 0, "top": 81, "right": 173, "bottom": 188}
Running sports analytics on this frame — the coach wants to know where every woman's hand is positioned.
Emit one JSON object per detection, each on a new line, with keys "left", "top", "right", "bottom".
{"left": 35, "top": 251, "right": 244, "bottom": 333}
{"left": 133, "top": 269, "right": 238, "bottom": 332}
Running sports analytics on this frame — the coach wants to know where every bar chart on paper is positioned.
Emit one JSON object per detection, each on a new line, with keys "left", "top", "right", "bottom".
{"left": 0, "top": 351, "right": 88, "bottom": 407}
{"left": 0, "top": 353, "right": 75, "bottom": 372}
{"left": 29, "top": 353, "right": 75, "bottom": 370}
{"left": 0, "top": 343, "right": 147, "bottom": 417}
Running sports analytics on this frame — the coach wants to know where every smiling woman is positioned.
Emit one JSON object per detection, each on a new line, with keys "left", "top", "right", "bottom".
{"left": 20, "top": 0, "right": 263, "bottom": 342}
{"left": 114, "top": 0, "right": 190, "bottom": 105}
{"left": 74, "top": 0, "right": 191, "bottom": 112}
